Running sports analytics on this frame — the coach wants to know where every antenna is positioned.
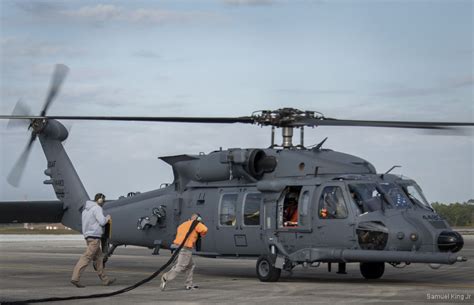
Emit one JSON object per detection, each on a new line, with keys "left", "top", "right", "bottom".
{"left": 385, "top": 165, "right": 401, "bottom": 175}
{"left": 313, "top": 137, "right": 328, "bottom": 150}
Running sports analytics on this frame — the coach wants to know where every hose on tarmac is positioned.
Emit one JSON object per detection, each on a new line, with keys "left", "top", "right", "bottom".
{"left": 1, "top": 220, "right": 199, "bottom": 305}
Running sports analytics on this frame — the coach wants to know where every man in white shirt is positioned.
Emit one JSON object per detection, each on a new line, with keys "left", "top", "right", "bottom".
{"left": 71, "top": 193, "right": 115, "bottom": 288}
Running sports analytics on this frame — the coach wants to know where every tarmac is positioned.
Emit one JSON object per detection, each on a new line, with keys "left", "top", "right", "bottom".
{"left": 0, "top": 235, "right": 473, "bottom": 305}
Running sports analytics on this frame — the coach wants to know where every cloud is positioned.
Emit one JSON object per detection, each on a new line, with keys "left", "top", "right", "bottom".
{"left": 62, "top": 4, "right": 122, "bottom": 21}
{"left": 276, "top": 88, "right": 356, "bottom": 95}
{"left": 1, "top": 38, "right": 86, "bottom": 58}
{"left": 446, "top": 75, "right": 474, "bottom": 89}
{"left": 224, "top": 0, "right": 276, "bottom": 5}
{"left": 15, "top": 0, "right": 63, "bottom": 15}
{"left": 375, "top": 87, "right": 441, "bottom": 98}
{"left": 60, "top": 4, "right": 218, "bottom": 25}
{"left": 373, "top": 75, "right": 473, "bottom": 98}
{"left": 132, "top": 50, "right": 161, "bottom": 59}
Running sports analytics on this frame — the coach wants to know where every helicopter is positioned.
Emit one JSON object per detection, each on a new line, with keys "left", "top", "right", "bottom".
{"left": 1, "top": 64, "right": 472, "bottom": 282}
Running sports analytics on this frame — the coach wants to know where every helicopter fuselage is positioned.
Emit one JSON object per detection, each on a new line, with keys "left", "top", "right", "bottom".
{"left": 102, "top": 148, "right": 465, "bottom": 271}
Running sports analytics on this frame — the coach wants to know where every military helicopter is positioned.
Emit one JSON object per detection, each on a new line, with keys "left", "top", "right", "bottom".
{"left": 1, "top": 64, "right": 472, "bottom": 282}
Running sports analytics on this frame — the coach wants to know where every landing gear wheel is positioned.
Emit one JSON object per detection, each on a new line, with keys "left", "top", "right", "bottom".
{"left": 256, "top": 255, "right": 281, "bottom": 282}
{"left": 360, "top": 262, "right": 385, "bottom": 279}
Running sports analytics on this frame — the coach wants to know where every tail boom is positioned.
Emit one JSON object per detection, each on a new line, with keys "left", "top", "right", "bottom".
{"left": 38, "top": 120, "right": 89, "bottom": 232}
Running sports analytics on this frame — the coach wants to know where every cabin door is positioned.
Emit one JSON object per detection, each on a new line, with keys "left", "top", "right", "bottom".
{"left": 234, "top": 190, "right": 264, "bottom": 255}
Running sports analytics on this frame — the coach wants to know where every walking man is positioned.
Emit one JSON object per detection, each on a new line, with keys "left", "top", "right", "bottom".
{"left": 161, "top": 213, "right": 208, "bottom": 291}
{"left": 71, "top": 193, "right": 115, "bottom": 288}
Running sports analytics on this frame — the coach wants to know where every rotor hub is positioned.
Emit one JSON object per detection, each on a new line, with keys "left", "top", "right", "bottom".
{"left": 252, "top": 108, "right": 324, "bottom": 127}
{"left": 30, "top": 118, "right": 47, "bottom": 134}
{"left": 251, "top": 108, "right": 324, "bottom": 149}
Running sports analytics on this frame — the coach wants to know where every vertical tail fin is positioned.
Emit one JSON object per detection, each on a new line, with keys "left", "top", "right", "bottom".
{"left": 38, "top": 119, "right": 89, "bottom": 232}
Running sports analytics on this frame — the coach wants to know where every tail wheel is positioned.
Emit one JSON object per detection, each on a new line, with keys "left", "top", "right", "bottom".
{"left": 256, "top": 255, "right": 281, "bottom": 282}
{"left": 360, "top": 262, "right": 385, "bottom": 279}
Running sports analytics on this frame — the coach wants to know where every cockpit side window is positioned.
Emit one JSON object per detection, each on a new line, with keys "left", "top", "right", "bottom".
{"left": 318, "top": 186, "right": 348, "bottom": 219}
{"left": 349, "top": 183, "right": 386, "bottom": 213}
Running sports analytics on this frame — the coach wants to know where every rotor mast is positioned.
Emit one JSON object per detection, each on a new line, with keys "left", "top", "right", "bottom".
{"left": 282, "top": 127, "right": 293, "bottom": 148}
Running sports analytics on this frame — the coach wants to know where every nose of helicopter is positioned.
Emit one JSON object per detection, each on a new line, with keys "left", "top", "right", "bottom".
{"left": 437, "top": 231, "right": 464, "bottom": 253}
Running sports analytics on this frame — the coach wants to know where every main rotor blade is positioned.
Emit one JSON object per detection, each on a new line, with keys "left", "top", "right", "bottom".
{"left": 300, "top": 118, "right": 474, "bottom": 129}
{"left": 7, "top": 133, "right": 37, "bottom": 187}
{"left": 7, "top": 99, "right": 31, "bottom": 129}
{"left": 1, "top": 114, "right": 473, "bottom": 130}
{"left": 40, "top": 64, "right": 69, "bottom": 116}
{"left": 0, "top": 115, "right": 255, "bottom": 124}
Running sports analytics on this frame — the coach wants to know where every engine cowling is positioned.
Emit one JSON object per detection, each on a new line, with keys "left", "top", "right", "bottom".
{"left": 174, "top": 149, "right": 277, "bottom": 183}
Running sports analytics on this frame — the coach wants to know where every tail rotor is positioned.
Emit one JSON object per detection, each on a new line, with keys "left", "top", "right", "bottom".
{"left": 6, "top": 64, "right": 69, "bottom": 187}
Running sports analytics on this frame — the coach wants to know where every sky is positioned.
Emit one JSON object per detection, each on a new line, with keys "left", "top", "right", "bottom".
{"left": 0, "top": 0, "right": 472, "bottom": 204}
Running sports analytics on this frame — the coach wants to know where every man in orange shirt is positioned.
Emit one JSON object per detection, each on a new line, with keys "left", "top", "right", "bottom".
{"left": 161, "top": 213, "right": 208, "bottom": 291}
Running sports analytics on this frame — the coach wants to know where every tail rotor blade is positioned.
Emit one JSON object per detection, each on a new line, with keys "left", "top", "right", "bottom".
{"left": 7, "top": 99, "right": 31, "bottom": 129}
{"left": 40, "top": 64, "right": 69, "bottom": 116}
{"left": 7, "top": 133, "right": 36, "bottom": 187}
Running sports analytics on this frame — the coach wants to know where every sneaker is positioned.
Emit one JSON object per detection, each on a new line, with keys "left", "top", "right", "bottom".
{"left": 70, "top": 280, "right": 85, "bottom": 288}
{"left": 102, "top": 277, "right": 116, "bottom": 286}
{"left": 160, "top": 276, "right": 167, "bottom": 291}
{"left": 185, "top": 285, "right": 199, "bottom": 290}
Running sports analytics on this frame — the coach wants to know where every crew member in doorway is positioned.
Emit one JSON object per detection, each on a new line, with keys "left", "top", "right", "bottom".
{"left": 71, "top": 193, "right": 115, "bottom": 288}
{"left": 284, "top": 193, "right": 299, "bottom": 227}
{"left": 161, "top": 213, "right": 208, "bottom": 291}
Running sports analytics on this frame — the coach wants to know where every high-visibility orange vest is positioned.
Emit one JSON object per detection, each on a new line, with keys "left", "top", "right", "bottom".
{"left": 173, "top": 220, "right": 208, "bottom": 249}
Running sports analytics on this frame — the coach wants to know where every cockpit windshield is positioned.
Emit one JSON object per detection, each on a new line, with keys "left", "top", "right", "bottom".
{"left": 378, "top": 183, "right": 411, "bottom": 209}
{"left": 348, "top": 183, "right": 388, "bottom": 214}
{"left": 399, "top": 183, "right": 433, "bottom": 211}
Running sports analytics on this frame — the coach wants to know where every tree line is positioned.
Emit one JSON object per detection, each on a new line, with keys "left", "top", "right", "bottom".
{"left": 432, "top": 201, "right": 474, "bottom": 227}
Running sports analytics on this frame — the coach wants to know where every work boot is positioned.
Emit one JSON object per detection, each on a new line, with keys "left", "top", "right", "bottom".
{"left": 102, "top": 277, "right": 116, "bottom": 286}
{"left": 70, "top": 280, "right": 85, "bottom": 288}
{"left": 160, "top": 276, "right": 167, "bottom": 291}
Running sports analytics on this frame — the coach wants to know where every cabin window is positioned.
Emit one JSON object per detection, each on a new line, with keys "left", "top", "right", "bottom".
{"left": 219, "top": 193, "right": 238, "bottom": 226}
{"left": 243, "top": 193, "right": 261, "bottom": 226}
{"left": 318, "top": 186, "right": 348, "bottom": 219}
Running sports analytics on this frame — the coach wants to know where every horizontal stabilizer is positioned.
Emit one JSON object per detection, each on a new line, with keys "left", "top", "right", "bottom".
{"left": 159, "top": 155, "right": 198, "bottom": 166}
{"left": 0, "top": 201, "right": 63, "bottom": 223}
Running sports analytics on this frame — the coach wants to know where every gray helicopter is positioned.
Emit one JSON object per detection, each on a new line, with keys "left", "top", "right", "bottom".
{"left": 1, "top": 64, "right": 472, "bottom": 282}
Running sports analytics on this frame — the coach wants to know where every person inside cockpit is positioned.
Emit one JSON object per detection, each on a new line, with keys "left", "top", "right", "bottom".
{"left": 319, "top": 188, "right": 348, "bottom": 219}
{"left": 349, "top": 187, "right": 364, "bottom": 214}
